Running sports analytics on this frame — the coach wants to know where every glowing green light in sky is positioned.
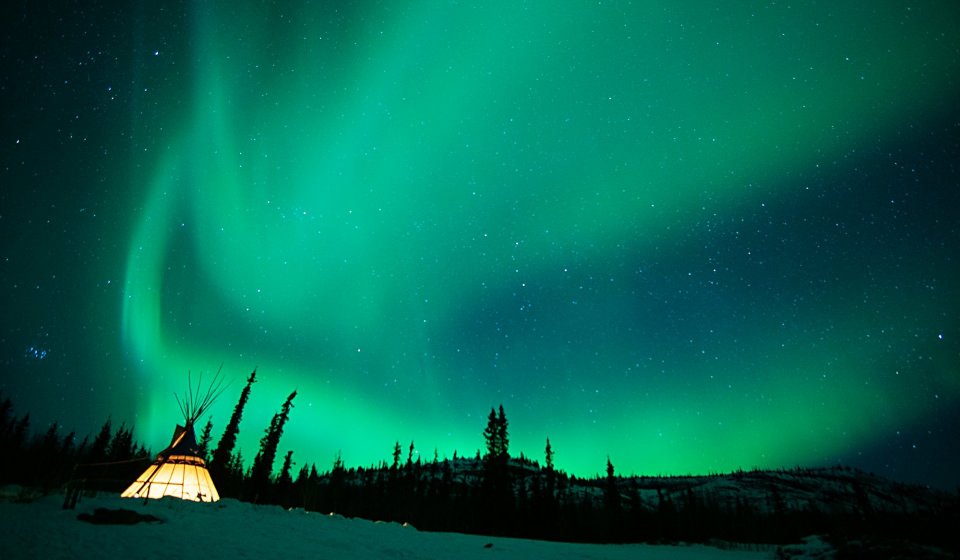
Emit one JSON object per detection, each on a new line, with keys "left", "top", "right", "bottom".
{"left": 122, "top": 1, "right": 959, "bottom": 476}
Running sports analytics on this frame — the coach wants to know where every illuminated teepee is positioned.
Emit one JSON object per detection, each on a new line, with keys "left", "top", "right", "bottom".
{"left": 122, "top": 370, "right": 226, "bottom": 502}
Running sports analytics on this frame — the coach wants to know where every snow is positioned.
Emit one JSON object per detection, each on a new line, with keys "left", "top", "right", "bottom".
{"left": 0, "top": 489, "right": 779, "bottom": 559}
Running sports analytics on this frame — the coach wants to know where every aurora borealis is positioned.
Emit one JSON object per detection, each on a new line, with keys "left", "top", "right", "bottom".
{"left": 2, "top": 2, "right": 959, "bottom": 488}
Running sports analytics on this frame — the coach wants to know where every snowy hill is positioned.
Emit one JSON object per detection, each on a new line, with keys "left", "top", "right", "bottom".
{"left": 599, "top": 466, "right": 951, "bottom": 516}
{"left": 332, "top": 458, "right": 951, "bottom": 519}
{"left": 303, "top": 459, "right": 956, "bottom": 551}
{"left": 0, "top": 490, "right": 779, "bottom": 560}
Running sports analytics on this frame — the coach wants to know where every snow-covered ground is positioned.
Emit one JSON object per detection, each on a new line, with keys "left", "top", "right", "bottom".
{"left": 0, "top": 489, "right": 789, "bottom": 559}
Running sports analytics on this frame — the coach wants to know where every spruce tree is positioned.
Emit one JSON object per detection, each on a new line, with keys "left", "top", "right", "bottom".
{"left": 392, "top": 441, "right": 402, "bottom": 470}
{"left": 88, "top": 418, "right": 112, "bottom": 461}
{"left": 210, "top": 369, "right": 257, "bottom": 481}
{"left": 275, "top": 450, "right": 295, "bottom": 507}
{"left": 59, "top": 431, "right": 76, "bottom": 457}
{"left": 230, "top": 449, "right": 245, "bottom": 480}
{"left": 249, "top": 389, "right": 297, "bottom": 500}
{"left": 107, "top": 422, "right": 134, "bottom": 460}
{"left": 483, "top": 408, "right": 498, "bottom": 459}
{"left": 604, "top": 455, "right": 622, "bottom": 539}
{"left": 39, "top": 421, "right": 60, "bottom": 453}
{"left": 496, "top": 405, "right": 509, "bottom": 460}
{"left": 544, "top": 438, "right": 554, "bottom": 471}
{"left": 277, "top": 450, "right": 294, "bottom": 485}
{"left": 481, "top": 404, "right": 513, "bottom": 534}
{"left": 35, "top": 422, "right": 61, "bottom": 483}
{"left": 544, "top": 437, "right": 557, "bottom": 504}
{"left": 295, "top": 464, "right": 309, "bottom": 485}
{"left": 483, "top": 405, "right": 510, "bottom": 463}
{"left": 197, "top": 418, "right": 214, "bottom": 463}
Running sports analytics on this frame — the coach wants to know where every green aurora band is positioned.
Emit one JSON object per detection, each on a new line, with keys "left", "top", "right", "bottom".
{"left": 121, "top": 2, "right": 959, "bottom": 476}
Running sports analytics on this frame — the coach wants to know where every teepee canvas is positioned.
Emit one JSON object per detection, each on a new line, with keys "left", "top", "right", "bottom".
{"left": 122, "top": 372, "right": 225, "bottom": 502}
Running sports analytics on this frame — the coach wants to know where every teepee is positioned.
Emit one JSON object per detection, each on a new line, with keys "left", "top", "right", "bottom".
{"left": 121, "top": 371, "right": 226, "bottom": 502}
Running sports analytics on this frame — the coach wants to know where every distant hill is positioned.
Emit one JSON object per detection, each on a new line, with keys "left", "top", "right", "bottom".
{"left": 308, "top": 457, "right": 957, "bottom": 550}
{"left": 589, "top": 465, "right": 951, "bottom": 517}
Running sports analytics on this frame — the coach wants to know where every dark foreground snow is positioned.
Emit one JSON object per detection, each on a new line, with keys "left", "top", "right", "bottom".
{"left": 0, "top": 489, "right": 808, "bottom": 559}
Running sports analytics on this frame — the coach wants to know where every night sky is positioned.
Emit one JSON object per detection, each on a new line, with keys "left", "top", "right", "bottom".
{"left": 2, "top": 2, "right": 959, "bottom": 489}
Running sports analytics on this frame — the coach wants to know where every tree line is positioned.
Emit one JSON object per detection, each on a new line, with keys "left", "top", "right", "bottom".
{"left": 0, "top": 369, "right": 296, "bottom": 504}
{"left": 1, "top": 380, "right": 957, "bottom": 551}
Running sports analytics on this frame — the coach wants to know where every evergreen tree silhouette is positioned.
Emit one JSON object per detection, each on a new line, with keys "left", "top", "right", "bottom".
{"left": 249, "top": 389, "right": 297, "bottom": 501}
{"left": 481, "top": 404, "right": 513, "bottom": 534}
{"left": 392, "top": 441, "right": 402, "bottom": 470}
{"left": 34, "top": 421, "right": 61, "bottom": 485}
{"left": 210, "top": 368, "right": 256, "bottom": 483}
{"left": 603, "top": 456, "right": 622, "bottom": 540}
{"left": 482, "top": 405, "right": 510, "bottom": 462}
{"left": 277, "top": 450, "right": 294, "bottom": 485}
{"left": 496, "top": 405, "right": 509, "bottom": 459}
{"left": 539, "top": 437, "right": 558, "bottom": 536}
{"left": 228, "top": 449, "right": 245, "bottom": 482}
{"left": 276, "top": 450, "right": 295, "bottom": 507}
{"left": 483, "top": 408, "right": 498, "bottom": 458}
{"left": 197, "top": 418, "right": 214, "bottom": 463}
{"left": 59, "top": 430, "right": 76, "bottom": 457}
{"left": 88, "top": 417, "right": 111, "bottom": 461}
{"left": 107, "top": 422, "right": 134, "bottom": 460}
{"left": 327, "top": 451, "right": 347, "bottom": 513}
{"left": 39, "top": 421, "right": 60, "bottom": 454}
